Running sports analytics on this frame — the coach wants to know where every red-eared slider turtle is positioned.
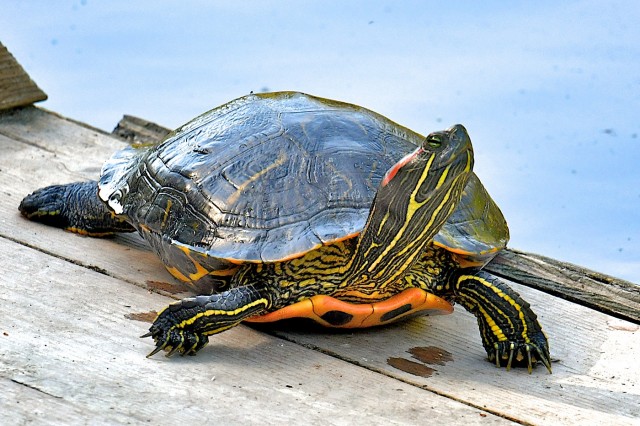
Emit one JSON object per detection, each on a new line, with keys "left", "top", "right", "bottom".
{"left": 19, "top": 92, "right": 551, "bottom": 372}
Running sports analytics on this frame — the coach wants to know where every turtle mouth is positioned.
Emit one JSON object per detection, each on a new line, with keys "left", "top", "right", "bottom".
{"left": 429, "top": 146, "right": 473, "bottom": 173}
{"left": 429, "top": 124, "right": 473, "bottom": 164}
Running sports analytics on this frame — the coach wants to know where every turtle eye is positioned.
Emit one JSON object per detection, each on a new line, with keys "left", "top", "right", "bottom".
{"left": 424, "top": 134, "right": 443, "bottom": 149}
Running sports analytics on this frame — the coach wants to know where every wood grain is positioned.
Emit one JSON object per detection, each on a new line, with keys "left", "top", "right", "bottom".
{"left": 487, "top": 249, "right": 640, "bottom": 324}
{"left": 0, "top": 43, "right": 47, "bottom": 111}
{"left": 112, "top": 114, "right": 170, "bottom": 146}
{"left": 1, "top": 106, "right": 638, "bottom": 425}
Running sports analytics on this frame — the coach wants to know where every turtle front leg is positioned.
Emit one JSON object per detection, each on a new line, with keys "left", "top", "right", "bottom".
{"left": 143, "top": 285, "right": 271, "bottom": 357}
{"left": 451, "top": 270, "right": 552, "bottom": 373}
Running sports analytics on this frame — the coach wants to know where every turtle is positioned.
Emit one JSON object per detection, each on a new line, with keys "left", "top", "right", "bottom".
{"left": 19, "top": 91, "right": 551, "bottom": 373}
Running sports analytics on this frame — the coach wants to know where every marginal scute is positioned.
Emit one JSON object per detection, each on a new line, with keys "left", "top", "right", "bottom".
{"left": 433, "top": 174, "right": 509, "bottom": 265}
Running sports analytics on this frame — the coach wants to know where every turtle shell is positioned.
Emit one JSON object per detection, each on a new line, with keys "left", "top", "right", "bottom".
{"left": 98, "top": 92, "right": 507, "bottom": 267}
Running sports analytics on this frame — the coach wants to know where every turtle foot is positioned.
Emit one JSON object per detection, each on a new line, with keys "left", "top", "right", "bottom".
{"left": 141, "top": 289, "right": 268, "bottom": 358}
{"left": 142, "top": 304, "right": 210, "bottom": 358}
{"left": 486, "top": 332, "right": 552, "bottom": 374}
{"left": 452, "top": 270, "right": 552, "bottom": 374}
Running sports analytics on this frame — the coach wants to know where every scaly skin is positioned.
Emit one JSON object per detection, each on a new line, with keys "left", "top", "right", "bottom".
{"left": 19, "top": 181, "right": 134, "bottom": 236}
{"left": 147, "top": 242, "right": 551, "bottom": 372}
{"left": 143, "top": 285, "right": 270, "bottom": 357}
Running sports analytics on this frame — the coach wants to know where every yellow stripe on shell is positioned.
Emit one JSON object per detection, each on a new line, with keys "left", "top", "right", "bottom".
{"left": 165, "top": 245, "right": 238, "bottom": 283}
{"left": 226, "top": 150, "right": 288, "bottom": 205}
{"left": 165, "top": 266, "right": 191, "bottom": 282}
{"left": 176, "top": 245, "right": 211, "bottom": 282}
{"left": 161, "top": 199, "right": 172, "bottom": 229}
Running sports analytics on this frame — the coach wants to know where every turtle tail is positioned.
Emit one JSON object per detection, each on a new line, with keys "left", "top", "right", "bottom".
{"left": 19, "top": 180, "right": 135, "bottom": 236}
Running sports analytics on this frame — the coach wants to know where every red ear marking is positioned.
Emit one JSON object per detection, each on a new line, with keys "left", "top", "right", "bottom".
{"left": 381, "top": 148, "right": 423, "bottom": 187}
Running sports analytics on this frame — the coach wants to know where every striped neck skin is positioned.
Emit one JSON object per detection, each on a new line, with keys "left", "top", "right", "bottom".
{"left": 342, "top": 125, "right": 473, "bottom": 291}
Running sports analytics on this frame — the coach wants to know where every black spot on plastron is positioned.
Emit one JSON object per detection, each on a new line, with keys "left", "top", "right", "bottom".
{"left": 320, "top": 310, "right": 354, "bottom": 326}
{"left": 380, "top": 304, "right": 413, "bottom": 322}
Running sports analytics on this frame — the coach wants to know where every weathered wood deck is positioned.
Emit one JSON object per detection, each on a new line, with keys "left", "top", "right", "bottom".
{"left": 0, "top": 43, "right": 638, "bottom": 423}
{"left": 0, "top": 105, "right": 638, "bottom": 425}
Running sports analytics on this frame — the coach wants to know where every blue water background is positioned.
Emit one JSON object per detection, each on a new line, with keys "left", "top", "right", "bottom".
{"left": 2, "top": 1, "right": 639, "bottom": 283}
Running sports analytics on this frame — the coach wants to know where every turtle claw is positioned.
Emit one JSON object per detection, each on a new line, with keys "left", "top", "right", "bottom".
{"left": 505, "top": 342, "right": 515, "bottom": 371}
{"left": 481, "top": 314, "right": 551, "bottom": 374}
{"left": 489, "top": 342, "right": 552, "bottom": 374}
{"left": 142, "top": 310, "right": 210, "bottom": 358}
{"left": 183, "top": 334, "right": 207, "bottom": 356}
{"left": 165, "top": 342, "right": 183, "bottom": 358}
{"left": 526, "top": 346, "right": 533, "bottom": 374}
{"left": 489, "top": 339, "right": 552, "bottom": 374}
{"left": 146, "top": 343, "right": 166, "bottom": 359}
{"left": 536, "top": 346, "right": 553, "bottom": 374}
{"left": 144, "top": 328, "right": 209, "bottom": 358}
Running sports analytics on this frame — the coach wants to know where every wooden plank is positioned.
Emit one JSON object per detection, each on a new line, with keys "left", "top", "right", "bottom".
{"left": 1, "top": 379, "right": 126, "bottom": 425}
{"left": 112, "top": 114, "right": 171, "bottom": 146}
{"left": 0, "top": 237, "right": 511, "bottom": 425}
{"left": 0, "top": 109, "right": 507, "bottom": 424}
{"left": 0, "top": 43, "right": 47, "bottom": 110}
{"left": 110, "top": 114, "right": 640, "bottom": 324}
{"left": 265, "top": 284, "right": 640, "bottom": 425}
{"left": 486, "top": 249, "right": 640, "bottom": 324}
{"left": 0, "top": 115, "right": 181, "bottom": 299}
{"left": 1, "top": 106, "right": 639, "bottom": 424}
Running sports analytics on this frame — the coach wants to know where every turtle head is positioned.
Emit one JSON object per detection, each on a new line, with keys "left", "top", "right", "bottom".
{"left": 379, "top": 124, "right": 474, "bottom": 213}
{"left": 348, "top": 125, "right": 474, "bottom": 283}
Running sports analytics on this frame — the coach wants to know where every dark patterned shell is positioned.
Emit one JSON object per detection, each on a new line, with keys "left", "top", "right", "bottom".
{"left": 98, "top": 92, "right": 508, "bottom": 264}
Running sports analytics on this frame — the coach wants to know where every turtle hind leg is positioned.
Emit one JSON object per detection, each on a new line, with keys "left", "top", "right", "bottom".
{"left": 452, "top": 270, "right": 551, "bottom": 373}
{"left": 19, "top": 181, "right": 135, "bottom": 236}
{"left": 144, "top": 284, "right": 271, "bottom": 357}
